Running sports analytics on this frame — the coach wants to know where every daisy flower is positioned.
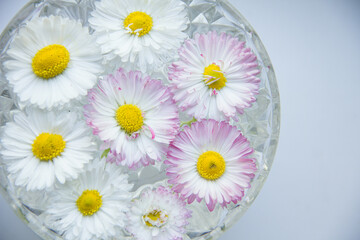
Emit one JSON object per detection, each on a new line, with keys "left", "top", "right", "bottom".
{"left": 127, "top": 186, "right": 191, "bottom": 240}
{"left": 165, "top": 119, "right": 257, "bottom": 211}
{"left": 169, "top": 31, "right": 261, "bottom": 121}
{"left": 45, "top": 160, "right": 133, "bottom": 240}
{"left": 84, "top": 68, "right": 179, "bottom": 169}
{"left": 89, "top": 0, "right": 188, "bottom": 72}
{"left": 0, "top": 109, "right": 95, "bottom": 191}
{"left": 3, "top": 15, "right": 102, "bottom": 109}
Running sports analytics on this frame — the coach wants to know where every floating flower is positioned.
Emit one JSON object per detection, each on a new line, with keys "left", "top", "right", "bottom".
{"left": 169, "top": 31, "right": 260, "bottom": 121}
{"left": 0, "top": 109, "right": 95, "bottom": 191}
{"left": 127, "top": 186, "right": 191, "bottom": 240}
{"left": 165, "top": 119, "right": 257, "bottom": 211}
{"left": 3, "top": 15, "right": 102, "bottom": 109}
{"left": 84, "top": 68, "right": 179, "bottom": 169}
{"left": 45, "top": 161, "right": 132, "bottom": 240}
{"left": 89, "top": 0, "right": 188, "bottom": 72}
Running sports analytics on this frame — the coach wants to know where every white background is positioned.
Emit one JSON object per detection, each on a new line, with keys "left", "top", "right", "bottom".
{"left": 1, "top": 0, "right": 360, "bottom": 239}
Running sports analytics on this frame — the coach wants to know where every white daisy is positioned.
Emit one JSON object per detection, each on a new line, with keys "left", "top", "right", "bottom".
{"left": 3, "top": 15, "right": 102, "bottom": 109}
{"left": 45, "top": 160, "right": 133, "bottom": 240}
{"left": 127, "top": 186, "right": 191, "bottom": 240}
{"left": 84, "top": 68, "right": 179, "bottom": 169}
{"left": 165, "top": 119, "right": 257, "bottom": 211}
{"left": 89, "top": 0, "right": 188, "bottom": 72}
{"left": 0, "top": 109, "right": 95, "bottom": 191}
{"left": 169, "top": 31, "right": 260, "bottom": 121}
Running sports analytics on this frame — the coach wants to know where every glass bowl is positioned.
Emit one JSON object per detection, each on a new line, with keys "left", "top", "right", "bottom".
{"left": 0, "top": 0, "right": 280, "bottom": 239}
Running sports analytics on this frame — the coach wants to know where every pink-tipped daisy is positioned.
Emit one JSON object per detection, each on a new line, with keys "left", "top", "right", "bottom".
{"left": 127, "top": 186, "right": 191, "bottom": 240}
{"left": 165, "top": 119, "right": 257, "bottom": 211}
{"left": 169, "top": 31, "right": 260, "bottom": 121}
{"left": 84, "top": 68, "right": 179, "bottom": 169}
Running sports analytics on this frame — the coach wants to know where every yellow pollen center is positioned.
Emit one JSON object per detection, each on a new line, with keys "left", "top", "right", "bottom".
{"left": 143, "top": 210, "right": 168, "bottom": 228}
{"left": 116, "top": 104, "right": 144, "bottom": 134}
{"left": 76, "top": 190, "right": 102, "bottom": 216}
{"left": 197, "top": 151, "right": 226, "bottom": 180}
{"left": 124, "top": 11, "right": 153, "bottom": 37}
{"left": 32, "top": 133, "right": 66, "bottom": 161}
{"left": 32, "top": 44, "right": 70, "bottom": 79}
{"left": 203, "top": 64, "right": 227, "bottom": 90}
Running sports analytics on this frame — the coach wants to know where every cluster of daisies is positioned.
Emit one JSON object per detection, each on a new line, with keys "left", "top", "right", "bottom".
{"left": 0, "top": 0, "right": 260, "bottom": 239}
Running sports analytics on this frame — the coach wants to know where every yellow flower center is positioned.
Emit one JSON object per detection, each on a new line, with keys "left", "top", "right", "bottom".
{"left": 32, "top": 133, "right": 66, "bottom": 161}
{"left": 203, "top": 64, "right": 227, "bottom": 90}
{"left": 32, "top": 44, "right": 70, "bottom": 79}
{"left": 116, "top": 104, "right": 144, "bottom": 134}
{"left": 124, "top": 11, "right": 153, "bottom": 37}
{"left": 197, "top": 151, "right": 226, "bottom": 180}
{"left": 76, "top": 190, "right": 102, "bottom": 216}
{"left": 143, "top": 210, "right": 168, "bottom": 228}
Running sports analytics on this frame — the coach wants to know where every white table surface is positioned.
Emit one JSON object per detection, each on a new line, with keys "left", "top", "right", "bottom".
{"left": 1, "top": 0, "right": 360, "bottom": 239}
